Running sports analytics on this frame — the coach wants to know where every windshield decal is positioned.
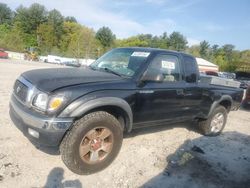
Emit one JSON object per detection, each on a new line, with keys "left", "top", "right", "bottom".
{"left": 131, "top": 52, "right": 150, "bottom": 57}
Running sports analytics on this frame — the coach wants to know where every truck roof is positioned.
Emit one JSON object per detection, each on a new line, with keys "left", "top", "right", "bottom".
{"left": 116, "top": 47, "right": 194, "bottom": 58}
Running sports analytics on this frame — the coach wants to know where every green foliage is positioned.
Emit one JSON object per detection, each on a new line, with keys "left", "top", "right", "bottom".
{"left": 15, "top": 3, "right": 47, "bottom": 34}
{"left": 0, "top": 3, "right": 13, "bottom": 25}
{"left": 240, "top": 50, "right": 250, "bottom": 63}
{"left": 168, "top": 31, "right": 187, "bottom": 51}
{"left": 151, "top": 33, "right": 169, "bottom": 49}
{"left": 0, "top": 24, "right": 10, "bottom": 48}
{"left": 37, "top": 23, "right": 56, "bottom": 54}
{"left": 96, "top": 26, "right": 116, "bottom": 49}
{"left": 211, "top": 44, "right": 219, "bottom": 56}
{"left": 116, "top": 33, "right": 169, "bottom": 49}
{"left": 4, "top": 23, "right": 26, "bottom": 51}
{"left": 56, "top": 22, "right": 99, "bottom": 58}
{"left": 222, "top": 44, "right": 235, "bottom": 63}
{"left": 0, "top": 2, "right": 249, "bottom": 73}
{"left": 214, "top": 55, "right": 227, "bottom": 71}
{"left": 23, "top": 33, "right": 37, "bottom": 48}
{"left": 199, "top": 40, "right": 210, "bottom": 58}
{"left": 238, "top": 50, "right": 250, "bottom": 72}
{"left": 59, "top": 22, "right": 81, "bottom": 55}
{"left": 138, "top": 33, "right": 169, "bottom": 49}
{"left": 209, "top": 44, "right": 241, "bottom": 72}
{"left": 64, "top": 16, "right": 77, "bottom": 23}
{"left": 187, "top": 45, "right": 200, "bottom": 57}
{"left": 67, "top": 26, "right": 98, "bottom": 58}
{"left": 116, "top": 36, "right": 148, "bottom": 47}
{"left": 48, "top": 9, "right": 64, "bottom": 40}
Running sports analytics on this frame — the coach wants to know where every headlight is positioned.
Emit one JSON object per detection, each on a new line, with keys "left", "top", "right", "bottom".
{"left": 33, "top": 93, "right": 48, "bottom": 111}
{"left": 48, "top": 96, "right": 65, "bottom": 111}
{"left": 32, "top": 92, "right": 66, "bottom": 113}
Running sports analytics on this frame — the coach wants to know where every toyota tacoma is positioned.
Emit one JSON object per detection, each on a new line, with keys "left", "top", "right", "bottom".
{"left": 9, "top": 47, "right": 243, "bottom": 174}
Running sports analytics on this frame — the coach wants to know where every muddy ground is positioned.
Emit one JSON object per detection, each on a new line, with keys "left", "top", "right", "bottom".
{"left": 0, "top": 59, "right": 250, "bottom": 188}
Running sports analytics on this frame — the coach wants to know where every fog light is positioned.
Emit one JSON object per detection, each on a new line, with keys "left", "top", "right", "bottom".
{"left": 28, "top": 128, "right": 39, "bottom": 138}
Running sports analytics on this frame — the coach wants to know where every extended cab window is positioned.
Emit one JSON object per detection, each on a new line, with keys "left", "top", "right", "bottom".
{"left": 183, "top": 55, "right": 199, "bottom": 83}
{"left": 148, "top": 54, "right": 181, "bottom": 82}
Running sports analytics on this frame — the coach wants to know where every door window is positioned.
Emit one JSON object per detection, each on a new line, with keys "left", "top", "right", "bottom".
{"left": 148, "top": 54, "right": 181, "bottom": 82}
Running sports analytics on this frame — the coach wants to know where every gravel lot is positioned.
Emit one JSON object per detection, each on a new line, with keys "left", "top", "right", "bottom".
{"left": 0, "top": 59, "right": 250, "bottom": 188}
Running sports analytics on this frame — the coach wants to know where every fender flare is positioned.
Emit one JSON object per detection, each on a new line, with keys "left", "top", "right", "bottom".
{"left": 207, "top": 95, "right": 233, "bottom": 118}
{"left": 59, "top": 97, "right": 133, "bottom": 132}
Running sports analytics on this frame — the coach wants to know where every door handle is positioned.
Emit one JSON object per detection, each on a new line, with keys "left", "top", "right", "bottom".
{"left": 176, "top": 89, "right": 184, "bottom": 95}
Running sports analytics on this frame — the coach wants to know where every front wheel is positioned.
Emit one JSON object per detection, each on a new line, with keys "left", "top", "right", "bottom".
{"left": 60, "top": 111, "right": 123, "bottom": 175}
{"left": 198, "top": 105, "right": 227, "bottom": 136}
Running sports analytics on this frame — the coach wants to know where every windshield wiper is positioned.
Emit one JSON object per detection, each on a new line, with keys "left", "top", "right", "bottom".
{"left": 101, "top": 67, "right": 122, "bottom": 77}
{"left": 89, "top": 66, "right": 97, "bottom": 71}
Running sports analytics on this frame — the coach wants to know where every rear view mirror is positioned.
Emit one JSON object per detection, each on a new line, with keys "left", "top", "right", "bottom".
{"left": 142, "top": 69, "right": 164, "bottom": 82}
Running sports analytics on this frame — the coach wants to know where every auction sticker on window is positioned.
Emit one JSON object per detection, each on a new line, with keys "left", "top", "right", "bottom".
{"left": 162, "top": 60, "right": 175, "bottom": 69}
{"left": 131, "top": 52, "right": 150, "bottom": 57}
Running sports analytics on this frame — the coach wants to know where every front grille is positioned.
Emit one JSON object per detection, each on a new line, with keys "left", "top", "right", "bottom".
{"left": 14, "top": 80, "right": 28, "bottom": 103}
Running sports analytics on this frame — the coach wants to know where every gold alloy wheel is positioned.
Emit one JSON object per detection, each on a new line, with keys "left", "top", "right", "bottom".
{"left": 79, "top": 127, "right": 114, "bottom": 164}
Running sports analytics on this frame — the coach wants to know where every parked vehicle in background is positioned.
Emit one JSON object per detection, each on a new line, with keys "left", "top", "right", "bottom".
{"left": 235, "top": 71, "right": 250, "bottom": 89}
{"left": 218, "top": 72, "right": 236, "bottom": 79}
{"left": 39, "top": 56, "right": 48, "bottom": 63}
{"left": 54, "top": 59, "right": 62, "bottom": 64}
{"left": 9, "top": 47, "right": 243, "bottom": 175}
{"left": 47, "top": 55, "right": 63, "bottom": 64}
{"left": 239, "top": 80, "right": 250, "bottom": 89}
{"left": 242, "top": 86, "right": 250, "bottom": 109}
{"left": 0, "top": 49, "right": 8, "bottom": 59}
{"left": 201, "top": 71, "right": 236, "bottom": 80}
{"left": 201, "top": 71, "right": 219, "bottom": 77}
{"left": 64, "top": 61, "right": 81, "bottom": 67}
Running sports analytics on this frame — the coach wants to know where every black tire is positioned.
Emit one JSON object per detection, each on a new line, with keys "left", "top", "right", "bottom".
{"left": 60, "top": 111, "right": 123, "bottom": 175}
{"left": 198, "top": 105, "right": 227, "bottom": 136}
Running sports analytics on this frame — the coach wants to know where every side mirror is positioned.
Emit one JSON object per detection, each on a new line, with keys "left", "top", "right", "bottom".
{"left": 141, "top": 69, "right": 164, "bottom": 82}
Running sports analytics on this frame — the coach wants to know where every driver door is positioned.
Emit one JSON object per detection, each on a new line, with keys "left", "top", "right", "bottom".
{"left": 133, "top": 53, "right": 187, "bottom": 126}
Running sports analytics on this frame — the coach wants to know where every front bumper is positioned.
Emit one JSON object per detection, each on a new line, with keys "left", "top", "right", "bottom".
{"left": 9, "top": 95, "right": 73, "bottom": 146}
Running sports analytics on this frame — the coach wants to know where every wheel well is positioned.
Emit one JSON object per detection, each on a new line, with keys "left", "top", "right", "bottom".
{"left": 219, "top": 100, "right": 231, "bottom": 112}
{"left": 78, "top": 105, "right": 129, "bottom": 132}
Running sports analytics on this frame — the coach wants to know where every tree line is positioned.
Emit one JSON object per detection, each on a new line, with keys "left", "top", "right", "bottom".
{"left": 0, "top": 3, "right": 249, "bottom": 72}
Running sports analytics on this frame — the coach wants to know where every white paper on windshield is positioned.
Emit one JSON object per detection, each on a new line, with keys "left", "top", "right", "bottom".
{"left": 161, "top": 60, "right": 175, "bottom": 69}
{"left": 131, "top": 52, "right": 150, "bottom": 57}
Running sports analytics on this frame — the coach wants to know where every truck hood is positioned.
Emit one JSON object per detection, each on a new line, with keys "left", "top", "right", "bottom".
{"left": 21, "top": 67, "right": 122, "bottom": 92}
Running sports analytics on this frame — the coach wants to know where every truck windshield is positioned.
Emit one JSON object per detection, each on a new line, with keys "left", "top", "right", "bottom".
{"left": 90, "top": 49, "right": 150, "bottom": 77}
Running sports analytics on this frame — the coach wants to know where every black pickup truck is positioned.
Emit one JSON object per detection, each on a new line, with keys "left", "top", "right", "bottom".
{"left": 9, "top": 47, "right": 243, "bottom": 174}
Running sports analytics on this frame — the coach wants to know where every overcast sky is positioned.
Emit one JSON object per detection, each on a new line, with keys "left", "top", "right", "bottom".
{"left": 3, "top": 0, "right": 250, "bottom": 50}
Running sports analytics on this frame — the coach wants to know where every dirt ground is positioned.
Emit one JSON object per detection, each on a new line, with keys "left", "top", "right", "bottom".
{"left": 0, "top": 59, "right": 250, "bottom": 188}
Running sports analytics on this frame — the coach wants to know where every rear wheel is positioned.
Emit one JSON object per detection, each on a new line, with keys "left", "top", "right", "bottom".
{"left": 60, "top": 111, "right": 123, "bottom": 175}
{"left": 198, "top": 105, "right": 227, "bottom": 136}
